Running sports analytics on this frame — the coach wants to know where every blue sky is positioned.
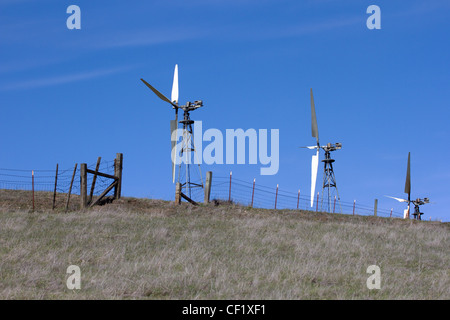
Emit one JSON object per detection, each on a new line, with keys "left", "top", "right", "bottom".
{"left": 1, "top": 0, "right": 449, "bottom": 220}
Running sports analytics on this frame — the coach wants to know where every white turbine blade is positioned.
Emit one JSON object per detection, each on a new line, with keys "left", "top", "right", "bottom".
{"left": 141, "top": 78, "right": 178, "bottom": 108}
{"left": 310, "top": 88, "right": 319, "bottom": 146}
{"left": 171, "top": 64, "right": 179, "bottom": 104}
{"left": 404, "top": 152, "right": 411, "bottom": 195}
{"left": 299, "top": 146, "right": 318, "bottom": 150}
{"left": 170, "top": 119, "right": 178, "bottom": 183}
{"left": 403, "top": 208, "right": 409, "bottom": 219}
{"left": 310, "top": 149, "right": 319, "bottom": 207}
{"left": 385, "top": 195, "right": 409, "bottom": 203}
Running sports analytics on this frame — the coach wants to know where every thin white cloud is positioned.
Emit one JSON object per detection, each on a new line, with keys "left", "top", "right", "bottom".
{"left": 0, "top": 0, "right": 33, "bottom": 5}
{"left": 151, "top": 0, "right": 282, "bottom": 7}
{"left": 0, "top": 65, "right": 136, "bottom": 91}
{"left": 207, "top": 15, "right": 362, "bottom": 42}
{"left": 76, "top": 15, "right": 362, "bottom": 50}
{"left": 256, "top": 17, "right": 365, "bottom": 37}
{"left": 86, "top": 27, "right": 210, "bottom": 49}
{"left": 392, "top": 0, "right": 450, "bottom": 17}
{"left": 0, "top": 56, "right": 71, "bottom": 74}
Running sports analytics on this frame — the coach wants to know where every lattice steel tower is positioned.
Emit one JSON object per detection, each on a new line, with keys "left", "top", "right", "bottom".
{"left": 321, "top": 143, "right": 342, "bottom": 213}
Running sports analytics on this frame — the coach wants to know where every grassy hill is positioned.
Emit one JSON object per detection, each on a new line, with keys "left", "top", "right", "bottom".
{"left": 0, "top": 189, "right": 448, "bottom": 299}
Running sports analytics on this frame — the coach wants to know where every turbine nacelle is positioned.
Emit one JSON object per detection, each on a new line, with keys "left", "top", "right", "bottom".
{"left": 414, "top": 198, "right": 430, "bottom": 206}
{"left": 323, "top": 142, "right": 342, "bottom": 152}
{"left": 301, "top": 142, "right": 342, "bottom": 151}
{"left": 181, "top": 100, "right": 203, "bottom": 112}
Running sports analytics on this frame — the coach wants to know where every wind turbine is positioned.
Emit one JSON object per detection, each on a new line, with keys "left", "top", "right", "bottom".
{"left": 141, "top": 64, "right": 204, "bottom": 200}
{"left": 301, "top": 88, "right": 342, "bottom": 213}
{"left": 386, "top": 152, "right": 430, "bottom": 220}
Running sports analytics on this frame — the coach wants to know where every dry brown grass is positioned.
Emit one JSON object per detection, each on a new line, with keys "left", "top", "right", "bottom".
{"left": 0, "top": 189, "right": 448, "bottom": 299}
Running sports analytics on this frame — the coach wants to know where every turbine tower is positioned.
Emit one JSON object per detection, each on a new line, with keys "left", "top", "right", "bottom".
{"left": 301, "top": 88, "right": 342, "bottom": 213}
{"left": 141, "top": 65, "right": 204, "bottom": 200}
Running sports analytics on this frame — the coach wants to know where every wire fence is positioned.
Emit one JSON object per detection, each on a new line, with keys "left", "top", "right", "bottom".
{"left": 0, "top": 159, "right": 117, "bottom": 209}
{"left": 1, "top": 164, "right": 403, "bottom": 218}
{"left": 187, "top": 174, "right": 404, "bottom": 219}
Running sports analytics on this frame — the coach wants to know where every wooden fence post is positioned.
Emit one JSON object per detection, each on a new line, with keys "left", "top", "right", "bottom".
{"left": 251, "top": 179, "right": 255, "bottom": 208}
{"left": 114, "top": 153, "right": 123, "bottom": 200}
{"left": 374, "top": 199, "right": 378, "bottom": 217}
{"left": 274, "top": 184, "right": 279, "bottom": 209}
{"left": 80, "top": 163, "right": 87, "bottom": 209}
{"left": 333, "top": 195, "right": 336, "bottom": 213}
{"left": 353, "top": 200, "right": 356, "bottom": 216}
{"left": 297, "top": 189, "right": 300, "bottom": 210}
{"left": 228, "top": 171, "right": 232, "bottom": 202}
{"left": 52, "top": 164, "right": 58, "bottom": 210}
{"left": 32, "top": 170, "right": 35, "bottom": 212}
{"left": 316, "top": 192, "right": 319, "bottom": 212}
{"left": 65, "top": 163, "right": 77, "bottom": 212}
{"left": 175, "top": 182, "right": 181, "bottom": 205}
{"left": 204, "top": 171, "right": 212, "bottom": 204}
{"left": 89, "top": 157, "right": 101, "bottom": 204}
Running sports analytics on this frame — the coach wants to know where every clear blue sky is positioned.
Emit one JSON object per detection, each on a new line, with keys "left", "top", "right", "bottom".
{"left": 1, "top": 0, "right": 449, "bottom": 221}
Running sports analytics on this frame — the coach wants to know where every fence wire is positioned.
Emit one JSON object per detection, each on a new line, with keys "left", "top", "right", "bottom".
{"left": 189, "top": 175, "right": 403, "bottom": 219}
{"left": 0, "top": 159, "right": 118, "bottom": 209}
{"left": 1, "top": 166, "right": 403, "bottom": 218}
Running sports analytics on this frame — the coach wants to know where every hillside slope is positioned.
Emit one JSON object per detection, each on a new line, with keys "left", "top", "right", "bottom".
{"left": 0, "top": 190, "right": 448, "bottom": 299}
